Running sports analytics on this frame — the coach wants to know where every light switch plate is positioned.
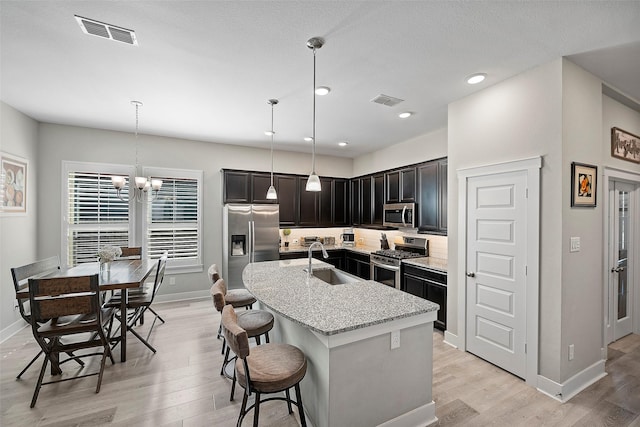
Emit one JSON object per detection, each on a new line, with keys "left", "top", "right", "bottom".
{"left": 570, "top": 237, "right": 580, "bottom": 252}
{"left": 391, "top": 330, "right": 400, "bottom": 349}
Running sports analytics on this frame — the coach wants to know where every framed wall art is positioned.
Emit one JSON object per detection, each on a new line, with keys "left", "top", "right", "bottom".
{"left": 611, "top": 127, "right": 640, "bottom": 164}
{"left": 1, "top": 152, "right": 28, "bottom": 215}
{"left": 571, "top": 162, "right": 597, "bottom": 208}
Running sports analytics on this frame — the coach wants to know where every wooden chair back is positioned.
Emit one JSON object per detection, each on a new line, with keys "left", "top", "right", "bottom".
{"left": 221, "top": 304, "right": 250, "bottom": 359}
{"left": 210, "top": 278, "right": 227, "bottom": 313}
{"left": 119, "top": 247, "right": 142, "bottom": 260}
{"left": 11, "top": 256, "right": 61, "bottom": 321}
{"left": 208, "top": 264, "right": 221, "bottom": 284}
{"left": 28, "top": 275, "right": 99, "bottom": 323}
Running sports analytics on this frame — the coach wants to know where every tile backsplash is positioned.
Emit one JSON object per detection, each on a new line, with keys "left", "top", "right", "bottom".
{"left": 279, "top": 226, "right": 448, "bottom": 261}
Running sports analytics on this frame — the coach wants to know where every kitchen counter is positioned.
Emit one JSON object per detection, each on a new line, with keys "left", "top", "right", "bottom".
{"left": 242, "top": 258, "right": 438, "bottom": 335}
{"left": 279, "top": 243, "right": 376, "bottom": 256}
{"left": 242, "top": 258, "right": 438, "bottom": 427}
{"left": 402, "top": 256, "right": 448, "bottom": 273}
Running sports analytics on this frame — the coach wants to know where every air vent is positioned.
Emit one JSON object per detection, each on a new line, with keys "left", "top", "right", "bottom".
{"left": 371, "top": 94, "right": 404, "bottom": 107}
{"left": 75, "top": 15, "right": 138, "bottom": 46}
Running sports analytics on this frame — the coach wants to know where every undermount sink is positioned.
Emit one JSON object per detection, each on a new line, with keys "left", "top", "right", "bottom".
{"left": 308, "top": 268, "right": 360, "bottom": 285}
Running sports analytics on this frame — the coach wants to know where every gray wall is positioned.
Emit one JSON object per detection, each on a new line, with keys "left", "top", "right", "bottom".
{"left": 0, "top": 102, "right": 39, "bottom": 338}
{"left": 447, "top": 58, "right": 640, "bottom": 385}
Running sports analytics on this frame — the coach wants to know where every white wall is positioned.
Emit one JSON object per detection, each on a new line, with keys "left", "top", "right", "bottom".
{"left": 353, "top": 127, "right": 447, "bottom": 177}
{"left": 448, "top": 59, "right": 565, "bottom": 380}
{"left": 36, "top": 123, "right": 353, "bottom": 301}
{"left": 0, "top": 102, "right": 39, "bottom": 338}
{"left": 602, "top": 94, "right": 640, "bottom": 171}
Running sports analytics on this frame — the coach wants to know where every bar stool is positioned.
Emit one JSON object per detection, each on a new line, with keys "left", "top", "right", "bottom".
{"left": 208, "top": 264, "right": 256, "bottom": 341}
{"left": 221, "top": 304, "right": 307, "bottom": 427}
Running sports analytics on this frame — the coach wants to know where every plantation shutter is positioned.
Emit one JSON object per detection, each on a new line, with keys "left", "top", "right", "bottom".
{"left": 66, "top": 171, "right": 130, "bottom": 266}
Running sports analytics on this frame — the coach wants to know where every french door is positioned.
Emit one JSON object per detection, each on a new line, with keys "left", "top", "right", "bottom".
{"left": 610, "top": 181, "right": 636, "bottom": 341}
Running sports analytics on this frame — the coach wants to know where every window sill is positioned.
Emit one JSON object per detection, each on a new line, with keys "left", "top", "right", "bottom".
{"left": 166, "top": 264, "right": 203, "bottom": 275}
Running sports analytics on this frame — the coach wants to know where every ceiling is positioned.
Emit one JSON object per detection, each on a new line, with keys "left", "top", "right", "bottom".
{"left": 1, "top": 1, "right": 639, "bottom": 158}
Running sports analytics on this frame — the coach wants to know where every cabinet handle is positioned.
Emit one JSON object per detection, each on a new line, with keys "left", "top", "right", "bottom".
{"left": 466, "top": 272, "right": 475, "bottom": 278}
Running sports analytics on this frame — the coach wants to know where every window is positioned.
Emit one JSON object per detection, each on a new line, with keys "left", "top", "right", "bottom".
{"left": 63, "top": 162, "right": 203, "bottom": 273}
{"left": 144, "top": 167, "right": 203, "bottom": 273}
{"left": 63, "top": 161, "right": 134, "bottom": 267}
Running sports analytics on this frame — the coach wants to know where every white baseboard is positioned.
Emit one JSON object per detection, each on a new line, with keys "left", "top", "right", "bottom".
{"left": 443, "top": 330, "right": 460, "bottom": 349}
{"left": 537, "top": 359, "right": 607, "bottom": 402}
{"left": 377, "top": 401, "right": 437, "bottom": 427}
{"left": 1, "top": 318, "right": 28, "bottom": 344}
{"left": 154, "top": 289, "right": 209, "bottom": 303}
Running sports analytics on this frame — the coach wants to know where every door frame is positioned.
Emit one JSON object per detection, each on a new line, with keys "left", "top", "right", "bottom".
{"left": 457, "top": 156, "right": 541, "bottom": 386}
{"left": 603, "top": 167, "right": 640, "bottom": 347}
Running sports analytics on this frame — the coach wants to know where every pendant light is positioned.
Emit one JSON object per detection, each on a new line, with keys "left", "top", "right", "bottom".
{"left": 265, "top": 99, "right": 278, "bottom": 200}
{"left": 305, "top": 37, "right": 324, "bottom": 192}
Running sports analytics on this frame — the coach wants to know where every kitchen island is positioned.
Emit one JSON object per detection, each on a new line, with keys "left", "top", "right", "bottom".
{"left": 242, "top": 258, "right": 438, "bottom": 427}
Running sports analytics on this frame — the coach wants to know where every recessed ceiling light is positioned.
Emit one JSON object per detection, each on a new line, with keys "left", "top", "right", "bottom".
{"left": 466, "top": 73, "right": 486, "bottom": 84}
{"left": 304, "top": 136, "right": 314, "bottom": 142}
{"left": 338, "top": 141, "right": 348, "bottom": 147}
{"left": 315, "top": 86, "right": 331, "bottom": 96}
{"left": 264, "top": 130, "right": 274, "bottom": 136}
{"left": 398, "top": 112, "right": 412, "bottom": 119}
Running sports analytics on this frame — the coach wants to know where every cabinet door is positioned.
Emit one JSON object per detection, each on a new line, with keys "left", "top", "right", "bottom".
{"left": 357, "top": 260, "right": 371, "bottom": 280}
{"left": 427, "top": 282, "right": 446, "bottom": 330}
{"left": 404, "top": 274, "right": 427, "bottom": 299}
{"left": 418, "top": 162, "right": 439, "bottom": 231}
{"left": 438, "top": 159, "right": 448, "bottom": 232}
{"left": 223, "top": 171, "right": 251, "bottom": 203}
{"left": 385, "top": 171, "right": 400, "bottom": 204}
{"left": 319, "top": 178, "right": 333, "bottom": 226}
{"left": 333, "top": 178, "right": 349, "bottom": 226}
{"left": 400, "top": 167, "right": 416, "bottom": 202}
{"left": 251, "top": 173, "right": 276, "bottom": 204}
{"left": 276, "top": 175, "right": 297, "bottom": 226}
{"left": 361, "top": 177, "right": 372, "bottom": 225}
{"left": 298, "top": 178, "right": 318, "bottom": 226}
{"left": 373, "top": 174, "right": 385, "bottom": 225}
{"left": 350, "top": 179, "right": 361, "bottom": 225}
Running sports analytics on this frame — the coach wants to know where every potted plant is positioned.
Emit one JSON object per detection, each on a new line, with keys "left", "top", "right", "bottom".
{"left": 282, "top": 228, "right": 291, "bottom": 248}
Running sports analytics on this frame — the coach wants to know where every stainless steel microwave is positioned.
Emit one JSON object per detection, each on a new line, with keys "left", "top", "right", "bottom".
{"left": 383, "top": 203, "right": 416, "bottom": 228}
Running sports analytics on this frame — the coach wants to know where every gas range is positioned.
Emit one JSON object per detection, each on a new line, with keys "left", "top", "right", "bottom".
{"left": 371, "top": 237, "right": 428, "bottom": 267}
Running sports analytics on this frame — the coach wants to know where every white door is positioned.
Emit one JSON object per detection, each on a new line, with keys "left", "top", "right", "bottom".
{"left": 611, "top": 181, "right": 636, "bottom": 341}
{"left": 466, "top": 170, "right": 528, "bottom": 378}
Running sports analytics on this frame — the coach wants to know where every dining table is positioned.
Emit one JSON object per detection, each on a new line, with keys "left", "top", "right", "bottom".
{"left": 16, "top": 258, "right": 156, "bottom": 363}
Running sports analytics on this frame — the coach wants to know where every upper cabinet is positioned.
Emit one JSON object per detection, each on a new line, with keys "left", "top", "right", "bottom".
{"left": 417, "top": 158, "right": 447, "bottom": 234}
{"left": 223, "top": 170, "right": 251, "bottom": 203}
{"left": 385, "top": 167, "right": 416, "bottom": 204}
{"left": 276, "top": 175, "right": 297, "bottom": 226}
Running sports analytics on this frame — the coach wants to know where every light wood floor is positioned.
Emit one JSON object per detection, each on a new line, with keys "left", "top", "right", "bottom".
{"left": 1, "top": 298, "right": 639, "bottom": 426}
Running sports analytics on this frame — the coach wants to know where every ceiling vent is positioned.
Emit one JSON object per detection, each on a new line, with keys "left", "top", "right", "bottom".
{"left": 75, "top": 15, "right": 138, "bottom": 46}
{"left": 370, "top": 94, "right": 404, "bottom": 107}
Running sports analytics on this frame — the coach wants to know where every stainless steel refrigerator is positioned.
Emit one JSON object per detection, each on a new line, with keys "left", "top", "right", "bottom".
{"left": 223, "top": 204, "right": 280, "bottom": 289}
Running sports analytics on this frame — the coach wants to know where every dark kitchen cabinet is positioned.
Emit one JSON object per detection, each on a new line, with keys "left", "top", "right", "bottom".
{"left": 333, "top": 178, "right": 349, "bottom": 226}
{"left": 361, "top": 177, "right": 372, "bottom": 225}
{"left": 319, "top": 178, "right": 333, "bottom": 226}
{"left": 298, "top": 177, "right": 319, "bottom": 226}
{"left": 350, "top": 179, "right": 361, "bottom": 225}
{"left": 386, "top": 167, "right": 416, "bottom": 204}
{"left": 417, "top": 159, "right": 447, "bottom": 234}
{"left": 276, "top": 175, "right": 297, "bottom": 226}
{"left": 373, "top": 174, "right": 385, "bottom": 225}
{"left": 223, "top": 170, "right": 251, "bottom": 203}
{"left": 251, "top": 173, "right": 277, "bottom": 204}
{"left": 402, "top": 264, "right": 447, "bottom": 330}
{"left": 313, "top": 249, "right": 344, "bottom": 270}
{"left": 344, "top": 251, "right": 370, "bottom": 280}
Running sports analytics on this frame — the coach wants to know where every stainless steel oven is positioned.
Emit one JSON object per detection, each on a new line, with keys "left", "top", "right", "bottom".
{"left": 370, "top": 237, "right": 429, "bottom": 289}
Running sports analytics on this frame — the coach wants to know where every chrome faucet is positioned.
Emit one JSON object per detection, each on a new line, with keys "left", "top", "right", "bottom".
{"left": 308, "top": 241, "right": 329, "bottom": 278}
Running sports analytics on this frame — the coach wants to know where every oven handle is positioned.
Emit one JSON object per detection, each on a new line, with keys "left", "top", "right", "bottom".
{"left": 371, "top": 260, "right": 400, "bottom": 271}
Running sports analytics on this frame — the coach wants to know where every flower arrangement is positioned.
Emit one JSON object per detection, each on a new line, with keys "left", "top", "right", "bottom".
{"left": 97, "top": 245, "right": 122, "bottom": 264}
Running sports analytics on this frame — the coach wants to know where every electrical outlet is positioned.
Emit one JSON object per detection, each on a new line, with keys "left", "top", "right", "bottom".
{"left": 570, "top": 237, "right": 580, "bottom": 253}
{"left": 391, "top": 330, "right": 400, "bottom": 349}
{"left": 169, "top": 277, "right": 176, "bottom": 286}
{"left": 293, "top": 238, "right": 299, "bottom": 244}
{"left": 569, "top": 344, "right": 575, "bottom": 361}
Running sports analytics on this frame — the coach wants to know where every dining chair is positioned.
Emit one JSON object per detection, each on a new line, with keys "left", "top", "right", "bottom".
{"left": 10, "top": 256, "right": 86, "bottom": 379}
{"left": 105, "top": 252, "right": 167, "bottom": 353}
{"left": 221, "top": 304, "right": 307, "bottom": 427}
{"left": 27, "top": 274, "right": 115, "bottom": 408}
{"left": 118, "top": 246, "right": 142, "bottom": 260}
{"left": 211, "top": 279, "right": 274, "bottom": 400}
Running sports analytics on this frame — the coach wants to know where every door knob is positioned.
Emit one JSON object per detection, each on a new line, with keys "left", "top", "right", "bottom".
{"left": 466, "top": 272, "right": 475, "bottom": 278}
{"left": 611, "top": 267, "right": 626, "bottom": 273}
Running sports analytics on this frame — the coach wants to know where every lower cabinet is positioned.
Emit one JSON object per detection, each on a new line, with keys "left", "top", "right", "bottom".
{"left": 313, "top": 249, "right": 344, "bottom": 270}
{"left": 402, "top": 264, "right": 447, "bottom": 330}
{"left": 344, "top": 251, "right": 370, "bottom": 280}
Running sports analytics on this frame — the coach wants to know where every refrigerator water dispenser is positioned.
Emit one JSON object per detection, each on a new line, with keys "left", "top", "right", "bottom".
{"left": 231, "top": 235, "right": 246, "bottom": 256}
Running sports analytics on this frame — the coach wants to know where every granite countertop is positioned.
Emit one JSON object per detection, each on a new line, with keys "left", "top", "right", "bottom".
{"left": 280, "top": 244, "right": 375, "bottom": 256}
{"left": 242, "top": 259, "right": 438, "bottom": 336}
{"left": 402, "top": 257, "right": 448, "bottom": 273}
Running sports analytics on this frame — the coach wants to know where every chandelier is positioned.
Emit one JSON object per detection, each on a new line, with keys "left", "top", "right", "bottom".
{"left": 111, "top": 101, "right": 162, "bottom": 202}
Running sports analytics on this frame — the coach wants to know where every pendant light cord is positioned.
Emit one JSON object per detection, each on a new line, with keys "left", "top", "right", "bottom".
{"left": 270, "top": 102, "right": 274, "bottom": 186}
{"left": 311, "top": 46, "right": 317, "bottom": 174}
